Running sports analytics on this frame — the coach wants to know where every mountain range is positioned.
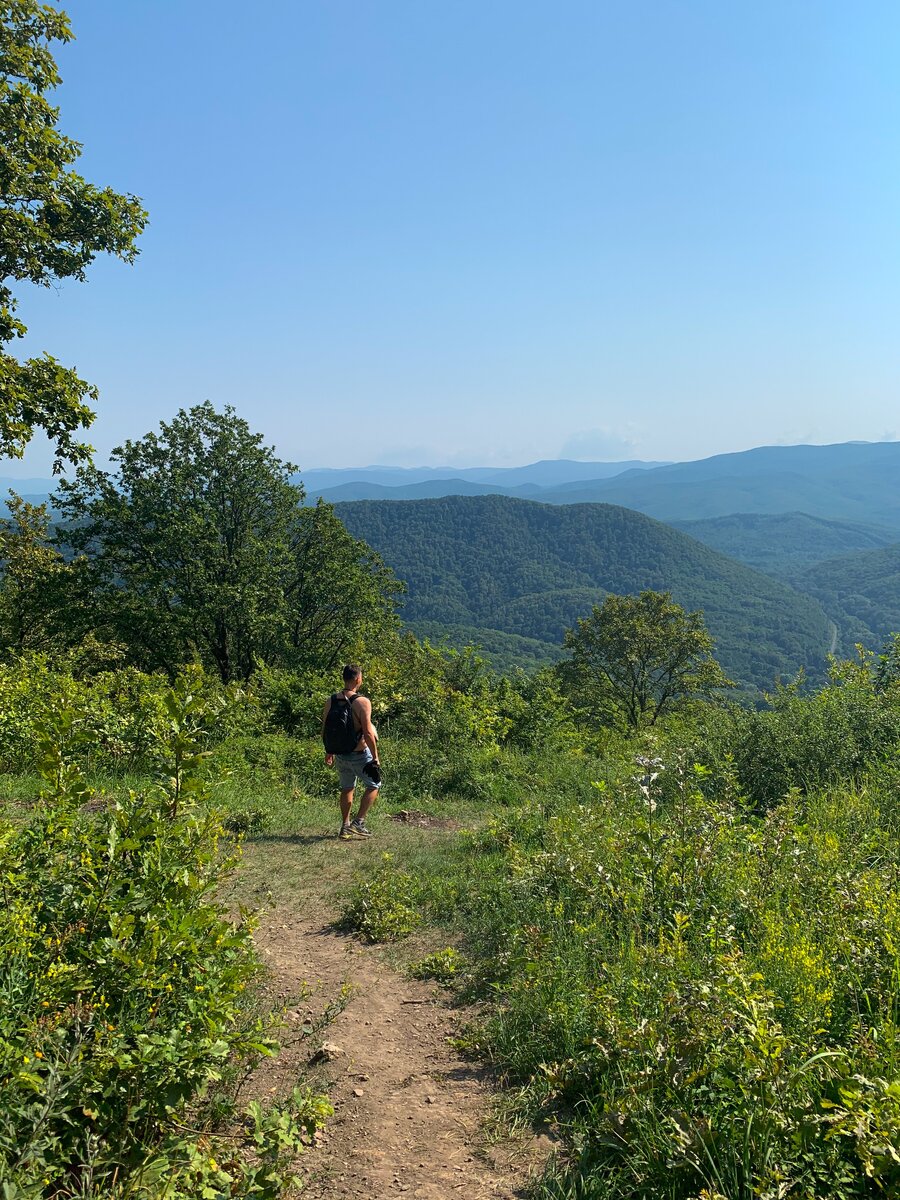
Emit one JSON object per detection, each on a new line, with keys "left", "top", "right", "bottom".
{"left": 337, "top": 495, "right": 834, "bottom": 692}
{"left": 296, "top": 458, "right": 668, "bottom": 494}
{"left": 301, "top": 441, "right": 900, "bottom": 526}
{"left": 5, "top": 441, "right": 900, "bottom": 528}
{"left": 5, "top": 440, "right": 900, "bottom": 679}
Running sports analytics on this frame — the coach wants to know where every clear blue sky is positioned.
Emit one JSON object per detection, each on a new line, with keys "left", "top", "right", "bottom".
{"left": 9, "top": 0, "right": 900, "bottom": 474}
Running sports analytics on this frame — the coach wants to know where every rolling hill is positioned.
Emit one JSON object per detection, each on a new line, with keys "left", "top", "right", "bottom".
{"left": 670, "top": 513, "right": 899, "bottom": 578}
{"left": 306, "top": 478, "right": 542, "bottom": 503}
{"left": 795, "top": 545, "right": 900, "bottom": 656}
{"left": 337, "top": 495, "right": 834, "bottom": 690}
{"left": 297, "top": 458, "right": 667, "bottom": 496}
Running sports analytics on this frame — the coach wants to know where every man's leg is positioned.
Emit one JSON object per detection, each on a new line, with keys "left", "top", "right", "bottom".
{"left": 340, "top": 787, "right": 355, "bottom": 824}
{"left": 356, "top": 786, "right": 379, "bottom": 821}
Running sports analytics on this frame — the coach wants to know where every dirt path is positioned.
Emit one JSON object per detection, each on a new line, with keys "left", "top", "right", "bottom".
{"left": 253, "top": 910, "right": 553, "bottom": 1199}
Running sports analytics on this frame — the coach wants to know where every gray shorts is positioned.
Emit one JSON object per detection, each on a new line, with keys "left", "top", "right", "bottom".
{"left": 335, "top": 749, "right": 381, "bottom": 791}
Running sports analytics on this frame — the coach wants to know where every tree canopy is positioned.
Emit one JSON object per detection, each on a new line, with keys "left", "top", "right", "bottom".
{"left": 0, "top": 491, "right": 68, "bottom": 649}
{"left": 0, "top": 1, "right": 146, "bottom": 468}
{"left": 561, "top": 589, "right": 733, "bottom": 728}
{"left": 54, "top": 403, "right": 402, "bottom": 681}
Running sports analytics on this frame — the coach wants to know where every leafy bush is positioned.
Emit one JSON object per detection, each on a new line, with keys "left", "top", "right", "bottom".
{"left": 0, "top": 655, "right": 255, "bottom": 775}
{"left": 0, "top": 683, "right": 330, "bottom": 1197}
{"left": 495, "top": 668, "right": 579, "bottom": 753}
{"left": 223, "top": 805, "right": 268, "bottom": 834}
{"left": 732, "top": 655, "right": 900, "bottom": 808}
{"left": 410, "top": 947, "right": 462, "bottom": 984}
{"left": 254, "top": 666, "right": 332, "bottom": 736}
{"left": 341, "top": 854, "right": 421, "bottom": 942}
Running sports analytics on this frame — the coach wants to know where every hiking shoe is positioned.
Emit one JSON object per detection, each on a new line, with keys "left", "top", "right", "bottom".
{"left": 349, "top": 818, "right": 372, "bottom": 838}
{"left": 339, "top": 824, "right": 353, "bottom": 840}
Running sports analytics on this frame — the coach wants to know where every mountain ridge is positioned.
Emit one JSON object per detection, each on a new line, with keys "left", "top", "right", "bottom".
{"left": 301, "top": 441, "right": 900, "bottom": 526}
{"left": 336, "top": 493, "right": 834, "bottom": 690}
{"left": 6, "top": 441, "right": 900, "bottom": 528}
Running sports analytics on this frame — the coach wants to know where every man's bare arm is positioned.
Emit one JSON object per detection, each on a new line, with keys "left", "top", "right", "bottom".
{"left": 355, "top": 696, "right": 380, "bottom": 761}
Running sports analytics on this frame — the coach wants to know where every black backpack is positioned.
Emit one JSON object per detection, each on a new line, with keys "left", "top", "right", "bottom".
{"left": 323, "top": 693, "right": 360, "bottom": 754}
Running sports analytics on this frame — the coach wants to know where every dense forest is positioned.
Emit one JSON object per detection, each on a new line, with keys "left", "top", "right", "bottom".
{"left": 337, "top": 495, "right": 834, "bottom": 688}
{"left": 672, "top": 511, "right": 898, "bottom": 578}
{"left": 797, "top": 544, "right": 900, "bottom": 655}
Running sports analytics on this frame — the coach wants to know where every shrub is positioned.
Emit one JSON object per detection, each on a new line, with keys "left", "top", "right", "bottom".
{"left": 410, "top": 947, "right": 462, "bottom": 984}
{"left": 254, "top": 666, "right": 332, "bottom": 736}
{"left": 341, "top": 854, "right": 421, "bottom": 942}
{"left": 452, "top": 749, "right": 900, "bottom": 1198}
{"left": 0, "top": 683, "right": 330, "bottom": 1197}
{"left": 732, "top": 657, "right": 900, "bottom": 808}
{"left": 0, "top": 655, "right": 256, "bottom": 775}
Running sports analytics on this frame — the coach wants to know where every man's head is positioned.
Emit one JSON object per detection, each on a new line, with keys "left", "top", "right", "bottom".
{"left": 342, "top": 664, "right": 362, "bottom": 688}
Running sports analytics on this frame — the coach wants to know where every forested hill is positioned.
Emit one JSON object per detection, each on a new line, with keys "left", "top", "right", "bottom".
{"left": 796, "top": 544, "right": 900, "bottom": 656}
{"left": 337, "top": 495, "right": 833, "bottom": 691}
{"left": 670, "top": 513, "right": 898, "bottom": 579}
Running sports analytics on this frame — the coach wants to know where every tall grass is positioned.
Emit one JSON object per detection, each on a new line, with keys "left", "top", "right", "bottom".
{"left": 429, "top": 756, "right": 900, "bottom": 1198}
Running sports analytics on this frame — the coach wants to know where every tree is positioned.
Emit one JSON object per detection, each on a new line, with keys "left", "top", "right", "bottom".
{"left": 0, "top": 491, "right": 68, "bottom": 649}
{"left": 288, "top": 499, "right": 404, "bottom": 672}
{"left": 55, "top": 403, "right": 401, "bottom": 681}
{"left": 561, "top": 590, "right": 733, "bottom": 728}
{"left": 0, "top": 2, "right": 146, "bottom": 468}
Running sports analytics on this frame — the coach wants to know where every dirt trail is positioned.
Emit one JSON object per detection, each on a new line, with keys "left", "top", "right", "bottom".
{"left": 253, "top": 910, "right": 552, "bottom": 1199}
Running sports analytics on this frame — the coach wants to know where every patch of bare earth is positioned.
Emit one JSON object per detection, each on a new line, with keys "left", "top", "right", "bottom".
{"left": 387, "top": 810, "right": 461, "bottom": 830}
{"left": 252, "top": 910, "right": 554, "bottom": 1198}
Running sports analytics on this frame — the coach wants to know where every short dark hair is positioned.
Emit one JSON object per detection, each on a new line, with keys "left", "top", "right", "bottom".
{"left": 342, "top": 664, "right": 362, "bottom": 683}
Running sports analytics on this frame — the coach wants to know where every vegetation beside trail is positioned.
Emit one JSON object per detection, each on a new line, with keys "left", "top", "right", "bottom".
{"left": 333, "top": 640, "right": 900, "bottom": 1200}
{"left": 0, "top": 675, "right": 333, "bottom": 1198}
{"left": 5, "top": 631, "right": 900, "bottom": 1197}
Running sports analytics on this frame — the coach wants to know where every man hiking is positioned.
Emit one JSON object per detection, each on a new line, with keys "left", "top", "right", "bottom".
{"left": 322, "top": 664, "right": 382, "bottom": 840}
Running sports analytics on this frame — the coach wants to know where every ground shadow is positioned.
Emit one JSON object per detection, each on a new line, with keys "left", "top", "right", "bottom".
{"left": 251, "top": 832, "right": 335, "bottom": 847}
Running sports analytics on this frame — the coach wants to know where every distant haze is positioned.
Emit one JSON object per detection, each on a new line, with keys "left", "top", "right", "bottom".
{"left": 7, "top": 442, "right": 900, "bottom": 533}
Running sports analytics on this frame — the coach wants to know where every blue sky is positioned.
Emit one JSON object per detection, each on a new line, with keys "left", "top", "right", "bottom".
{"left": 8, "top": 0, "right": 900, "bottom": 474}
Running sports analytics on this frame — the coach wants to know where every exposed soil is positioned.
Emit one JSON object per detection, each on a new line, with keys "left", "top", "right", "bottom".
{"left": 387, "top": 810, "right": 461, "bottom": 830}
{"left": 252, "top": 909, "right": 554, "bottom": 1198}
